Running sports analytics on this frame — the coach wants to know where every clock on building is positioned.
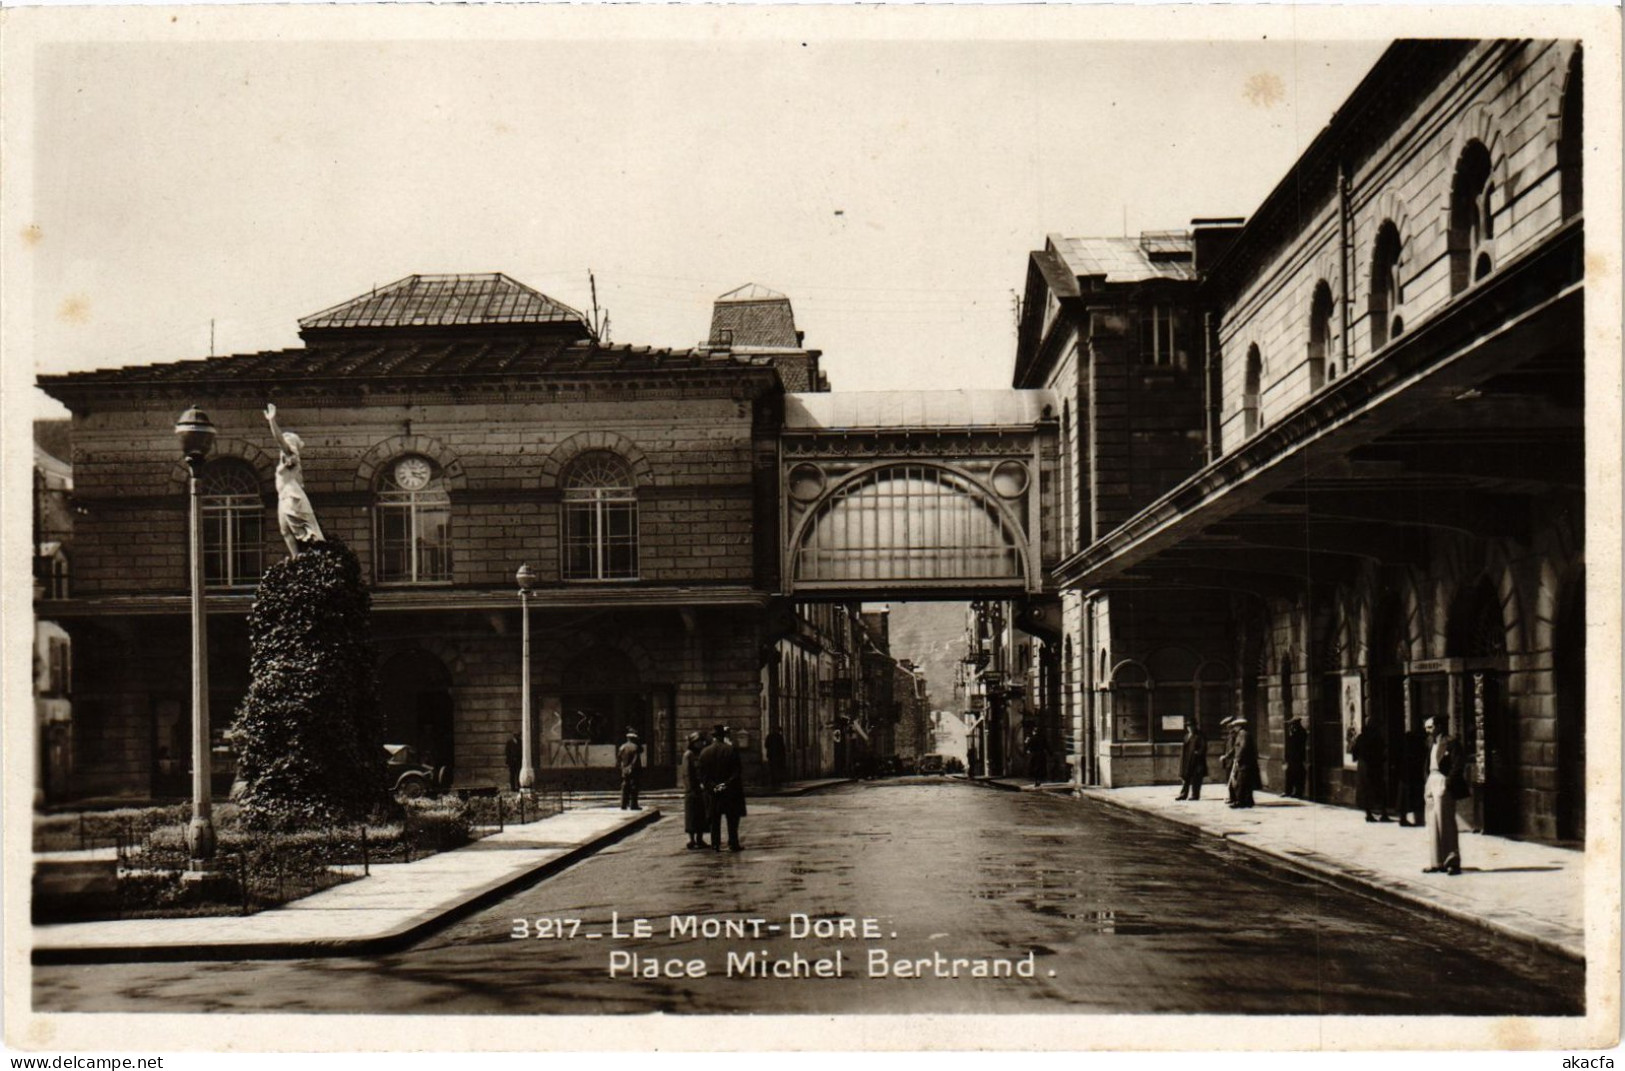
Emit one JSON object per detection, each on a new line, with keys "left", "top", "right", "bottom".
{"left": 393, "top": 456, "right": 433, "bottom": 491}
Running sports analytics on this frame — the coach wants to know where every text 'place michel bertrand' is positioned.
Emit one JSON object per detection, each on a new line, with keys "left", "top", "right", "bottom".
{"left": 510, "top": 913, "right": 1048, "bottom": 980}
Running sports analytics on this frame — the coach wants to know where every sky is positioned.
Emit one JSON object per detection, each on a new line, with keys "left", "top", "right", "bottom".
{"left": 21, "top": 28, "right": 1390, "bottom": 420}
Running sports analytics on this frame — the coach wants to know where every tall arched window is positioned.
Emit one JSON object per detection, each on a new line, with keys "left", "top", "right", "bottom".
{"left": 1308, "top": 280, "right": 1335, "bottom": 387}
{"left": 1449, "top": 140, "right": 1495, "bottom": 295}
{"left": 1369, "top": 222, "right": 1404, "bottom": 350}
{"left": 1560, "top": 47, "right": 1584, "bottom": 221}
{"left": 1243, "top": 344, "right": 1263, "bottom": 436}
{"left": 564, "top": 451, "right": 639, "bottom": 580}
{"left": 375, "top": 455, "right": 452, "bottom": 584}
{"left": 201, "top": 460, "right": 264, "bottom": 588}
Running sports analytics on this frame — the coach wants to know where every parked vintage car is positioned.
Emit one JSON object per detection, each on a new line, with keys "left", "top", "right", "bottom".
{"left": 385, "top": 744, "right": 451, "bottom": 799}
{"left": 916, "top": 753, "right": 946, "bottom": 775}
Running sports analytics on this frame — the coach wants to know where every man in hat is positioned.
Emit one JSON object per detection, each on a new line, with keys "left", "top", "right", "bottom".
{"left": 1219, "top": 717, "right": 1239, "bottom": 805}
{"left": 617, "top": 728, "right": 643, "bottom": 810}
{"left": 698, "top": 723, "right": 747, "bottom": 851}
{"left": 1176, "top": 717, "right": 1207, "bottom": 801}
{"left": 1227, "top": 716, "right": 1259, "bottom": 809}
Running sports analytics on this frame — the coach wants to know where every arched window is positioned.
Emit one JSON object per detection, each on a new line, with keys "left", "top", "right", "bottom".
{"left": 1243, "top": 344, "right": 1263, "bottom": 435}
{"left": 1369, "top": 222, "right": 1404, "bottom": 350}
{"left": 201, "top": 460, "right": 264, "bottom": 587}
{"left": 1449, "top": 140, "right": 1495, "bottom": 295}
{"left": 1560, "top": 47, "right": 1583, "bottom": 221}
{"left": 563, "top": 451, "right": 639, "bottom": 580}
{"left": 375, "top": 455, "right": 452, "bottom": 584}
{"left": 1308, "top": 280, "right": 1335, "bottom": 387}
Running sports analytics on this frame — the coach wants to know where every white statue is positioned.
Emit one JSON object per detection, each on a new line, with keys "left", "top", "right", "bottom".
{"left": 264, "top": 403, "right": 326, "bottom": 558}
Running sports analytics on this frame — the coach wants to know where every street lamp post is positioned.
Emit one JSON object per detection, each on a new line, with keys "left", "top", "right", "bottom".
{"left": 175, "top": 405, "right": 217, "bottom": 866}
{"left": 515, "top": 563, "right": 537, "bottom": 792}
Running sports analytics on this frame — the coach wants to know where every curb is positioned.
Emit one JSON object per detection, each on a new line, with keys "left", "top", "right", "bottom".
{"left": 32, "top": 808, "right": 661, "bottom": 966}
{"left": 1077, "top": 791, "right": 1583, "bottom": 965}
{"left": 752, "top": 779, "right": 853, "bottom": 798}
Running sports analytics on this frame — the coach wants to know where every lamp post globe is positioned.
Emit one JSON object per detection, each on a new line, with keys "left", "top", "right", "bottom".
{"left": 515, "top": 563, "right": 537, "bottom": 791}
{"left": 176, "top": 406, "right": 217, "bottom": 866}
{"left": 174, "top": 406, "right": 217, "bottom": 467}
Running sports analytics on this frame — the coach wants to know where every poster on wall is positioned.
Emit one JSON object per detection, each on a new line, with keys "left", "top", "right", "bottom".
{"left": 1340, "top": 671, "right": 1364, "bottom": 768}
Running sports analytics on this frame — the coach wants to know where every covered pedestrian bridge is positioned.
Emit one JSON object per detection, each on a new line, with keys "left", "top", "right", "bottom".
{"left": 779, "top": 390, "right": 1059, "bottom": 599}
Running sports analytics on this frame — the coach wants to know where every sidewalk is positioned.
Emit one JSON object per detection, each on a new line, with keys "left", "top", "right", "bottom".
{"left": 33, "top": 806, "right": 657, "bottom": 965}
{"left": 991, "top": 778, "right": 1584, "bottom": 962}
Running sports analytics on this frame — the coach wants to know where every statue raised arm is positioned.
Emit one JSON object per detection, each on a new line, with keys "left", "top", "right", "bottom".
{"left": 265, "top": 402, "right": 326, "bottom": 558}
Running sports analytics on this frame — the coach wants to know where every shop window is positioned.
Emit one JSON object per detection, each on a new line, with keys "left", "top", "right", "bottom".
{"left": 1109, "top": 660, "right": 1150, "bottom": 743}
{"left": 375, "top": 455, "right": 453, "bottom": 584}
{"left": 201, "top": 460, "right": 265, "bottom": 588}
{"left": 563, "top": 451, "right": 639, "bottom": 581}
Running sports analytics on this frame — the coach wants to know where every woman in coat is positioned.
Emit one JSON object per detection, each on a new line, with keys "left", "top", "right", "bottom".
{"left": 680, "top": 732, "right": 707, "bottom": 850}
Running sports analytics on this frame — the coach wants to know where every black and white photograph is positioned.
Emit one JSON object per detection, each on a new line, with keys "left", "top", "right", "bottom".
{"left": 4, "top": 3, "right": 1620, "bottom": 1056}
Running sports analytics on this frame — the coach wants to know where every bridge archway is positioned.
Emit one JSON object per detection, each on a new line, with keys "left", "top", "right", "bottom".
{"left": 789, "top": 461, "right": 1029, "bottom": 591}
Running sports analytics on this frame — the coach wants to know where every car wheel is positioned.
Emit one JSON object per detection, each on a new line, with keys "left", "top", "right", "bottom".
{"left": 395, "top": 775, "right": 428, "bottom": 800}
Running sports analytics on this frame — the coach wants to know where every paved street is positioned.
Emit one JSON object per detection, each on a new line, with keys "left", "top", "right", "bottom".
{"left": 34, "top": 781, "right": 1583, "bottom": 1015}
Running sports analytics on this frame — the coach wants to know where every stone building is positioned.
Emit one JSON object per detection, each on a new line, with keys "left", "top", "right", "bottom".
{"left": 1049, "top": 40, "right": 1587, "bottom": 841}
{"left": 36, "top": 273, "right": 825, "bottom": 799}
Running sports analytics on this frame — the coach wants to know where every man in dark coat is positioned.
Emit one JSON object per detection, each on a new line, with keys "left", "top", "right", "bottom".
{"left": 1227, "top": 717, "right": 1260, "bottom": 808}
{"left": 699, "top": 723, "right": 747, "bottom": 851}
{"left": 1176, "top": 718, "right": 1207, "bottom": 801}
{"left": 1283, "top": 717, "right": 1308, "bottom": 799}
{"left": 1024, "top": 729, "right": 1049, "bottom": 787}
{"left": 616, "top": 728, "right": 643, "bottom": 811}
{"left": 1395, "top": 724, "right": 1428, "bottom": 827}
{"left": 504, "top": 732, "right": 522, "bottom": 792}
{"left": 1353, "top": 715, "right": 1391, "bottom": 822}
{"left": 680, "top": 731, "right": 708, "bottom": 849}
{"left": 765, "top": 728, "right": 786, "bottom": 789}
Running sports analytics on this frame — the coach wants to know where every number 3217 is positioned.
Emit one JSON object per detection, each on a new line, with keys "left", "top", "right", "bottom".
{"left": 510, "top": 918, "right": 583, "bottom": 939}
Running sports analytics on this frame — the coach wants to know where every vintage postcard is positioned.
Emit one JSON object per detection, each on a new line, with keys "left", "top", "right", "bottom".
{"left": 3, "top": 2, "right": 1620, "bottom": 1057}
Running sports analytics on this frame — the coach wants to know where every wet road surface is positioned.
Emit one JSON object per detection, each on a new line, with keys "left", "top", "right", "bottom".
{"left": 34, "top": 780, "right": 1584, "bottom": 1015}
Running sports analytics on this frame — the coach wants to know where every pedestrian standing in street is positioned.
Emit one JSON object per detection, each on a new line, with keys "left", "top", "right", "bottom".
{"left": 1353, "top": 715, "right": 1392, "bottom": 822}
{"left": 1396, "top": 723, "right": 1428, "bottom": 827}
{"left": 617, "top": 728, "right": 643, "bottom": 811}
{"left": 699, "top": 724, "right": 747, "bottom": 851}
{"left": 1283, "top": 717, "right": 1308, "bottom": 799}
{"left": 504, "top": 732, "right": 522, "bottom": 793}
{"left": 765, "top": 727, "right": 786, "bottom": 790}
{"left": 1228, "top": 717, "right": 1259, "bottom": 808}
{"left": 1220, "top": 717, "right": 1238, "bottom": 805}
{"left": 1422, "top": 716, "right": 1465, "bottom": 875}
{"left": 680, "top": 731, "right": 708, "bottom": 849}
{"left": 1024, "top": 729, "right": 1049, "bottom": 787}
{"left": 1176, "top": 717, "right": 1207, "bottom": 801}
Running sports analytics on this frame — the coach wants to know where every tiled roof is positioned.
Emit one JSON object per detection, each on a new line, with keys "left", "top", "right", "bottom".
{"left": 1049, "top": 235, "right": 1196, "bottom": 284}
{"left": 298, "top": 274, "right": 586, "bottom": 332}
{"left": 710, "top": 283, "right": 800, "bottom": 349}
{"left": 37, "top": 338, "right": 780, "bottom": 397}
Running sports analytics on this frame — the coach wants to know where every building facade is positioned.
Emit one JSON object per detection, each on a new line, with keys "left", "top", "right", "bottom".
{"left": 37, "top": 274, "right": 828, "bottom": 799}
{"left": 1049, "top": 40, "right": 1586, "bottom": 841}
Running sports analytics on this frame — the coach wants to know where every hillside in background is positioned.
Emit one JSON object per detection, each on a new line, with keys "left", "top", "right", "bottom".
{"left": 882, "top": 602, "right": 968, "bottom": 715}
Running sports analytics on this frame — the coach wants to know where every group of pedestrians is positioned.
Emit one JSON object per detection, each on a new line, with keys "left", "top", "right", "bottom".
{"left": 1176, "top": 713, "right": 1468, "bottom": 875}
{"left": 679, "top": 725, "right": 747, "bottom": 852}
{"left": 1175, "top": 715, "right": 1263, "bottom": 808}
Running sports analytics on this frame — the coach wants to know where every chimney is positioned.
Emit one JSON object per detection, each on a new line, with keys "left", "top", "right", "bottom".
{"left": 1191, "top": 217, "right": 1246, "bottom": 275}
